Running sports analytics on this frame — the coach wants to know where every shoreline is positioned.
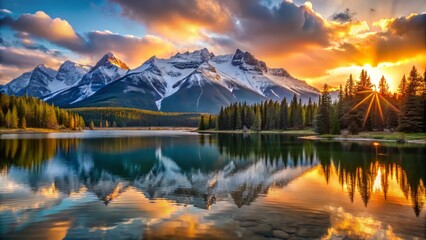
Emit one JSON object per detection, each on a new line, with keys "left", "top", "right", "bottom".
{"left": 0, "top": 128, "right": 80, "bottom": 134}
{"left": 0, "top": 127, "right": 197, "bottom": 135}
{"left": 299, "top": 135, "right": 426, "bottom": 144}
{"left": 197, "top": 129, "right": 315, "bottom": 135}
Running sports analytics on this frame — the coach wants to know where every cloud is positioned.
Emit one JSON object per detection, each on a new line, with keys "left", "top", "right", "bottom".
{"left": 0, "top": 11, "right": 176, "bottom": 68}
{"left": 0, "top": 47, "right": 65, "bottom": 68}
{"left": 80, "top": 31, "right": 176, "bottom": 66}
{"left": 110, "top": 0, "right": 331, "bottom": 57}
{"left": 0, "top": 11, "right": 84, "bottom": 50}
{"left": 0, "top": 9, "right": 12, "bottom": 15}
{"left": 368, "top": 13, "right": 426, "bottom": 65}
{"left": 109, "top": 0, "right": 232, "bottom": 40}
{"left": 331, "top": 8, "right": 355, "bottom": 23}
{"left": 0, "top": 47, "right": 67, "bottom": 84}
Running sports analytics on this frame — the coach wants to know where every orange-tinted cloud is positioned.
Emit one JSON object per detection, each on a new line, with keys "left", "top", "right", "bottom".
{"left": 109, "top": 0, "right": 232, "bottom": 41}
{"left": 0, "top": 11, "right": 176, "bottom": 71}
{"left": 0, "top": 11, "right": 83, "bottom": 50}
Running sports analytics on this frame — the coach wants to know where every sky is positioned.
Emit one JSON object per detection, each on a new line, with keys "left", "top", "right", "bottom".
{"left": 0, "top": 0, "right": 425, "bottom": 92}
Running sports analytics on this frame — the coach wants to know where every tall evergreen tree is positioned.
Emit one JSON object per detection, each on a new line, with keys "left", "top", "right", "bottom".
{"left": 21, "top": 117, "right": 27, "bottom": 129}
{"left": 398, "top": 74, "right": 407, "bottom": 100}
{"left": 198, "top": 115, "right": 205, "bottom": 130}
{"left": 280, "top": 98, "right": 288, "bottom": 130}
{"left": 315, "top": 84, "right": 332, "bottom": 134}
{"left": 5, "top": 109, "right": 12, "bottom": 128}
{"left": 331, "top": 103, "right": 341, "bottom": 134}
{"left": 252, "top": 106, "right": 262, "bottom": 131}
{"left": 10, "top": 106, "right": 18, "bottom": 128}
{"left": 398, "top": 66, "right": 424, "bottom": 132}
{"left": 0, "top": 109, "right": 4, "bottom": 127}
{"left": 378, "top": 75, "right": 389, "bottom": 96}
{"left": 235, "top": 104, "right": 242, "bottom": 129}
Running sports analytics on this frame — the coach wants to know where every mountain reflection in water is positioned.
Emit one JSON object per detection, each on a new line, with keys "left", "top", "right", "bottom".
{"left": 0, "top": 132, "right": 425, "bottom": 239}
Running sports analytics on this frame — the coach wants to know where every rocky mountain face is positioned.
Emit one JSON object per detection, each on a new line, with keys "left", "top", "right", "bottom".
{"left": 2, "top": 49, "right": 320, "bottom": 113}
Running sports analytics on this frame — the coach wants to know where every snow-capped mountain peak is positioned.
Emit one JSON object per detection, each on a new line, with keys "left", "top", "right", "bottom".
{"left": 34, "top": 64, "right": 57, "bottom": 78}
{"left": 92, "top": 51, "right": 129, "bottom": 71}
{"left": 5, "top": 48, "right": 320, "bottom": 113}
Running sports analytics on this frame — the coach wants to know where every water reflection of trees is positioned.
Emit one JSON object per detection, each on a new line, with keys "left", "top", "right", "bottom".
{"left": 317, "top": 142, "right": 425, "bottom": 217}
{"left": 0, "top": 138, "right": 79, "bottom": 170}
{"left": 214, "top": 134, "right": 316, "bottom": 167}
{"left": 1, "top": 134, "right": 424, "bottom": 216}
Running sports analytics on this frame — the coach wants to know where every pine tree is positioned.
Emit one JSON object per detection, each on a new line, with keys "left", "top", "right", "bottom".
{"left": 331, "top": 103, "right": 340, "bottom": 134}
{"left": 252, "top": 106, "right": 262, "bottom": 131}
{"left": 198, "top": 115, "right": 205, "bottom": 130}
{"left": 357, "top": 69, "right": 372, "bottom": 91}
{"left": 208, "top": 115, "right": 213, "bottom": 129}
{"left": 398, "top": 66, "right": 424, "bottom": 132}
{"left": 11, "top": 106, "right": 18, "bottom": 128}
{"left": 105, "top": 120, "right": 109, "bottom": 128}
{"left": 235, "top": 104, "right": 242, "bottom": 129}
{"left": 398, "top": 74, "right": 407, "bottom": 100}
{"left": 5, "top": 109, "right": 12, "bottom": 128}
{"left": 280, "top": 98, "right": 288, "bottom": 130}
{"left": 346, "top": 74, "right": 356, "bottom": 98}
{"left": 90, "top": 121, "right": 95, "bottom": 130}
{"left": 0, "top": 110, "right": 4, "bottom": 127}
{"left": 315, "top": 84, "right": 331, "bottom": 134}
{"left": 378, "top": 75, "right": 389, "bottom": 96}
{"left": 21, "top": 117, "right": 27, "bottom": 129}
{"left": 246, "top": 106, "right": 255, "bottom": 129}
{"left": 69, "top": 114, "right": 75, "bottom": 129}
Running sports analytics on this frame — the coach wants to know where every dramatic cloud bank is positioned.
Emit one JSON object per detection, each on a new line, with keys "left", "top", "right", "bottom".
{"left": 0, "top": 0, "right": 424, "bottom": 90}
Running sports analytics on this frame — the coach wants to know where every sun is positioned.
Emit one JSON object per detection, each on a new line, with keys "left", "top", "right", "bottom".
{"left": 361, "top": 64, "right": 387, "bottom": 90}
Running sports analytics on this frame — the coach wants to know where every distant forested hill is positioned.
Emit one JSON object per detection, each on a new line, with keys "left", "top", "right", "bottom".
{"left": 69, "top": 107, "right": 200, "bottom": 127}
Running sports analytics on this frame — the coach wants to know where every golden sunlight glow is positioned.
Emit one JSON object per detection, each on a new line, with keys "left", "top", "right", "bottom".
{"left": 373, "top": 167, "right": 383, "bottom": 193}
{"left": 323, "top": 207, "right": 402, "bottom": 240}
{"left": 39, "top": 183, "right": 59, "bottom": 198}
{"left": 350, "top": 88, "right": 400, "bottom": 129}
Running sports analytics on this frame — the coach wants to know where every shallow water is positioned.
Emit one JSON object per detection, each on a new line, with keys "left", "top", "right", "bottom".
{"left": 0, "top": 131, "right": 425, "bottom": 239}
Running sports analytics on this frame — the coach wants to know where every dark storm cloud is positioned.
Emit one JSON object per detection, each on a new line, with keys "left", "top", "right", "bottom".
{"left": 331, "top": 9, "right": 355, "bottom": 23}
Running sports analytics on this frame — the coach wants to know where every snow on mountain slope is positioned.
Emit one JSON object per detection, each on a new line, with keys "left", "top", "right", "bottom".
{"left": 17, "top": 65, "right": 58, "bottom": 97}
{"left": 5, "top": 71, "right": 32, "bottom": 93}
{"left": 74, "top": 48, "right": 319, "bottom": 113}
{"left": 46, "top": 52, "right": 129, "bottom": 106}
{"left": 4, "top": 48, "right": 320, "bottom": 113}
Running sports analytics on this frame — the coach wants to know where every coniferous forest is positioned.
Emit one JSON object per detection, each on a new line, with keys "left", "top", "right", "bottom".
{"left": 214, "top": 94, "right": 317, "bottom": 131}
{"left": 212, "top": 66, "right": 425, "bottom": 134}
{"left": 316, "top": 66, "right": 425, "bottom": 134}
{"left": 0, "top": 94, "right": 85, "bottom": 130}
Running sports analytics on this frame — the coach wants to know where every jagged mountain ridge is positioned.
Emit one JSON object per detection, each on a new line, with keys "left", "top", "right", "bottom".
{"left": 2, "top": 48, "right": 320, "bottom": 113}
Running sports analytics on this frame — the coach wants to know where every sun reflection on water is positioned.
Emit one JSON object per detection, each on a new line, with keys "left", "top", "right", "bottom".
{"left": 323, "top": 206, "right": 402, "bottom": 240}
{"left": 373, "top": 167, "right": 383, "bottom": 193}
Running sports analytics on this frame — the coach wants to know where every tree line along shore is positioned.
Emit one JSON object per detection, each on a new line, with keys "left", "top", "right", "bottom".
{"left": 198, "top": 66, "right": 426, "bottom": 141}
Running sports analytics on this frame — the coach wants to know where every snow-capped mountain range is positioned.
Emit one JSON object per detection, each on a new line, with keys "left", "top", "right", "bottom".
{"left": 1, "top": 48, "right": 320, "bottom": 113}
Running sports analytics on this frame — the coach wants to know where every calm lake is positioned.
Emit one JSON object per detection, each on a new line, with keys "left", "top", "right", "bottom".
{"left": 0, "top": 130, "right": 425, "bottom": 239}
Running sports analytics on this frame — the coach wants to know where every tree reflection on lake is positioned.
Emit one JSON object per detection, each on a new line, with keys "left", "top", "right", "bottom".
{"left": 0, "top": 131, "right": 424, "bottom": 239}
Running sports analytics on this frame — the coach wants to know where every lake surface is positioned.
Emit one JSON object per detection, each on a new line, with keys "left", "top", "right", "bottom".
{"left": 1, "top": 130, "right": 425, "bottom": 239}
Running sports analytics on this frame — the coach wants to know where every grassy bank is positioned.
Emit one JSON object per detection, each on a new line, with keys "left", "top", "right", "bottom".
{"left": 318, "top": 132, "right": 425, "bottom": 140}
{"left": 0, "top": 127, "right": 79, "bottom": 134}
{"left": 197, "top": 129, "right": 315, "bottom": 135}
{"left": 298, "top": 131, "right": 426, "bottom": 144}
